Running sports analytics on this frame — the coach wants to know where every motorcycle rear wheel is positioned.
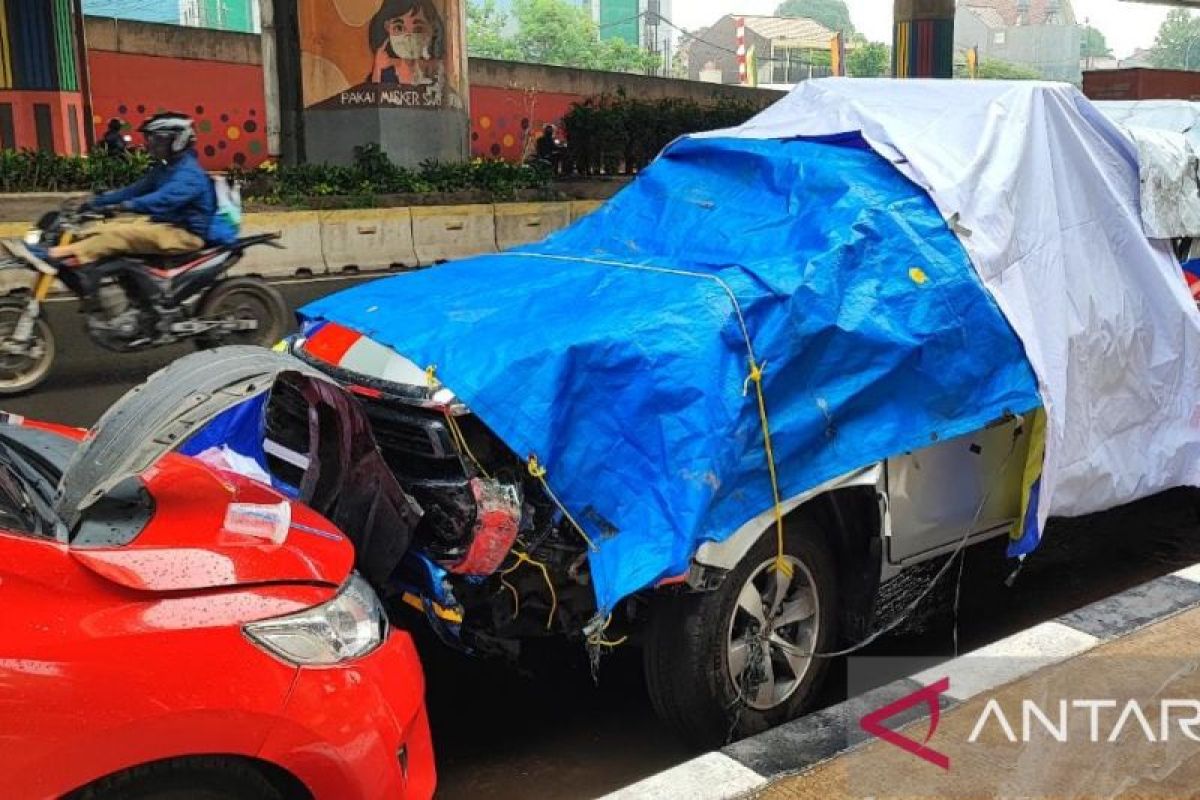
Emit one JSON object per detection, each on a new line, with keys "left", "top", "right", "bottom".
{"left": 195, "top": 278, "right": 290, "bottom": 350}
{"left": 0, "top": 297, "right": 55, "bottom": 395}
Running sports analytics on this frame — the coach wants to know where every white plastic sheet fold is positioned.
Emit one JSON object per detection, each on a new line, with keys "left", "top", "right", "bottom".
{"left": 701, "top": 79, "right": 1200, "bottom": 539}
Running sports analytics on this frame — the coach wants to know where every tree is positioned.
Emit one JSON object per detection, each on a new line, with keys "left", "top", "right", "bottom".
{"left": 975, "top": 58, "right": 1041, "bottom": 80}
{"left": 1080, "top": 25, "right": 1111, "bottom": 60}
{"left": 467, "top": 0, "right": 518, "bottom": 61}
{"left": 847, "top": 42, "right": 889, "bottom": 77}
{"left": 1150, "top": 8, "right": 1200, "bottom": 70}
{"left": 465, "top": 0, "right": 660, "bottom": 73}
{"left": 775, "top": 0, "right": 855, "bottom": 35}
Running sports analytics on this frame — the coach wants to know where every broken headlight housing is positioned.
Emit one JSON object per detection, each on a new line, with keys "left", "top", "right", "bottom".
{"left": 244, "top": 574, "right": 387, "bottom": 665}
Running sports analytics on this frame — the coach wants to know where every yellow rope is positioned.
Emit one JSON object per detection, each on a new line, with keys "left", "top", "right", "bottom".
{"left": 746, "top": 360, "right": 792, "bottom": 578}
{"left": 501, "top": 550, "right": 558, "bottom": 630}
{"left": 587, "top": 613, "right": 629, "bottom": 649}
{"left": 528, "top": 454, "right": 599, "bottom": 552}
{"left": 500, "top": 575, "right": 520, "bottom": 620}
{"left": 496, "top": 252, "right": 790, "bottom": 577}
{"left": 426, "top": 364, "right": 492, "bottom": 479}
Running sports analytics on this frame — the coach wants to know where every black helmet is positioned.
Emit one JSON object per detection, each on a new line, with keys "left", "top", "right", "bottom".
{"left": 138, "top": 112, "right": 196, "bottom": 156}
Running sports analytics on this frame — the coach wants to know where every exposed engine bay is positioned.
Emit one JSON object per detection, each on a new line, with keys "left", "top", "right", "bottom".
{"left": 263, "top": 359, "right": 599, "bottom": 656}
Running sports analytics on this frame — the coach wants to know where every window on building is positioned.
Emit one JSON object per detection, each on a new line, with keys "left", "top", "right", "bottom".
{"left": 33, "top": 104, "right": 54, "bottom": 153}
{"left": 67, "top": 106, "right": 81, "bottom": 155}
{"left": 993, "top": 31, "right": 1006, "bottom": 45}
{"left": 0, "top": 105, "right": 14, "bottom": 150}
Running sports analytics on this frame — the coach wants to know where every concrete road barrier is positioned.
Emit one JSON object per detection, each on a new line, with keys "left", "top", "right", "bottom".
{"left": 494, "top": 202, "right": 573, "bottom": 250}
{"left": 319, "top": 208, "right": 419, "bottom": 273}
{"left": 570, "top": 200, "right": 605, "bottom": 222}
{"left": 411, "top": 204, "right": 497, "bottom": 265}
{"left": 237, "top": 211, "right": 326, "bottom": 278}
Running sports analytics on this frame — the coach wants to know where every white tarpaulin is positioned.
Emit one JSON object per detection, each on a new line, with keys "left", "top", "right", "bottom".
{"left": 700, "top": 79, "right": 1200, "bottom": 542}
{"left": 1094, "top": 101, "right": 1200, "bottom": 239}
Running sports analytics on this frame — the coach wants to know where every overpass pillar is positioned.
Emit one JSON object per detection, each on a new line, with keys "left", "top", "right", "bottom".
{"left": 893, "top": 0, "right": 955, "bottom": 78}
{"left": 268, "top": 0, "right": 470, "bottom": 167}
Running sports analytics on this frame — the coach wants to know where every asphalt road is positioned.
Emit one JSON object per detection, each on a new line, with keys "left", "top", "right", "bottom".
{"left": 10, "top": 275, "right": 1200, "bottom": 799}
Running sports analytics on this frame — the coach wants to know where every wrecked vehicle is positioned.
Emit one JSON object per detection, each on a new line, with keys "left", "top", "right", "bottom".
{"left": 214, "top": 81, "right": 1200, "bottom": 748}
{"left": 0, "top": 349, "right": 435, "bottom": 800}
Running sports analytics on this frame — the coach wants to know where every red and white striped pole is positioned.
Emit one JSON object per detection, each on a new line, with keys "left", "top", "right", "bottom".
{"left": 736, "top": 17, "right": 748, "bottom": 85}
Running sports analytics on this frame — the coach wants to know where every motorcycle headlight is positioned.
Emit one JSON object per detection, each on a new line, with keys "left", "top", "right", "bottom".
{"left": 244, "top": 574, "right": 387, "bottom": 665}
{"left": 22, "top": 230, "right": 42, "bottom": 246}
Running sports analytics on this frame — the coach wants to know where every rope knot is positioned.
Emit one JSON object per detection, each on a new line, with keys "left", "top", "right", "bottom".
{"left": 527, "top": 454, "right": 547, "bottom": 479}
{"left": 743, "top": 360, "right": 766, "bottom": 396}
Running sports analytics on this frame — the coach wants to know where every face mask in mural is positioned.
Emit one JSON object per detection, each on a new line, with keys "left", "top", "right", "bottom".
{"left": 386, "top": 10, "right": 432, "bottom": 60}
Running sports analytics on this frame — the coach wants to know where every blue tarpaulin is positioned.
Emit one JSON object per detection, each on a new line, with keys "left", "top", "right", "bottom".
{"left": 301, "top": 135, "right": 1042, "bottom": 614}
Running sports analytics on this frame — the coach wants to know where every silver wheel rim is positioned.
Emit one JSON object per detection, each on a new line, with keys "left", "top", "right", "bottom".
{"left": 726, "top": 554, "right": 819, "bottom": 711}
{"left": 0, "top": 307, "right": 52, "bottom": 390}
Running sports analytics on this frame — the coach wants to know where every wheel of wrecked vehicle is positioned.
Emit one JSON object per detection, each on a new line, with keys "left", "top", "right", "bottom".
{"left": 68, "top": 756, "right": 289, "bottom": 800}
{"left": 643, "top": 517, "right": 837, "bottom": 749}
{"left": 0, "top": 297, "right": 55, "bottom": 395}
{"left": 195, "top": 278, "right": 291, "bottom": 350}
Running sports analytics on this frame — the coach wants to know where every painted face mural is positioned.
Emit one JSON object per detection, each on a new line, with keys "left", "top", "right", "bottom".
{"left": 299, "top": 0, "right": 464, "bottom": 111}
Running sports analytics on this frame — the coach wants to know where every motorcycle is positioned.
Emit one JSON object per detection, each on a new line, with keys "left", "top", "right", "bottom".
{"left": 0, "top": 204, "right": 291, "bottom": 395}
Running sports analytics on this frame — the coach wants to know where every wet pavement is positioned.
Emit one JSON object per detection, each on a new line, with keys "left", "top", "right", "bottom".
{"left": 9, "top": 274, "right": 1200, "bottom": 800}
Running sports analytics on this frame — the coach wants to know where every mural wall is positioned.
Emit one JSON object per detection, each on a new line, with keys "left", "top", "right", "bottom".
{"left": 469, "top": 85, "right": 580, "bottom": 161}
{"left": 299, "top": 0, "right": 466, "bottom": 112}
{"left": 87, "top": 51, "right": 268, "bottom": 169}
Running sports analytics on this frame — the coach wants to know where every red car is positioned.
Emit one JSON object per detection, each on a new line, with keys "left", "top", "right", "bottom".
{"left": 0, "top": 350, "right": 435, "bottom": 800}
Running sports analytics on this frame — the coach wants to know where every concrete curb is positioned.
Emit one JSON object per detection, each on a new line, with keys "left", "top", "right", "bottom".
{"left": 601, "top": 563, "right": 1200, "bottom": 800}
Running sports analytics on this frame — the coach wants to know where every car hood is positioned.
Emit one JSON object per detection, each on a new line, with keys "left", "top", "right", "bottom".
{"left": 71, "top": 455, "right": 353, "bottom": 593}
{"left": 53, "top": 347, "right": 335, "bottom": 530}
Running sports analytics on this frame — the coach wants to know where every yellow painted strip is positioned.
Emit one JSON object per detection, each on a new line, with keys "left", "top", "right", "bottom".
{"left": 409, "top": 204, "right": 493, "bottom": 219}
{"left": 0, "top": 222, "right": 28, "bottom": 237}
{"left": 494, "top": 201, "right": 572, "bottom": 217}
{"left": 0, "top": 0, "right": 12, "bottom": 90}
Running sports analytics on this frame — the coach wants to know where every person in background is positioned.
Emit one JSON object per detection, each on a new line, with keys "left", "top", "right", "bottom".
{"left": 99, "top": 118, "right": 128, "bottom": 156}
{"left": 8, "top": 113, "right": 235, "bottom": 271}
{"left": 535, "top": 124, "right": 566, "bottom": 174}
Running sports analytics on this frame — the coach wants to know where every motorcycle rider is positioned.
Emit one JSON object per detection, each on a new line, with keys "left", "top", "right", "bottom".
{"left": 9, "top": 112, "right": 235, "bottom": 270}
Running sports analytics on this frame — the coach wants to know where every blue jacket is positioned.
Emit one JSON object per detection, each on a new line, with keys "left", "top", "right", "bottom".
{"left": 94, "top": 150, "right": 237, "bottom": 246}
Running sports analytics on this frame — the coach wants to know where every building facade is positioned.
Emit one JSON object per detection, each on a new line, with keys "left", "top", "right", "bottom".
{"left": 955, "top": 0, "right": 1081, "bottom": 83}
{"left": 683, "top": 15, "right": 835, "bottom": 87}
{"left": 0, "top": 0, "right": 87, "bottom": 153}
{"left": 179, "top": 0, "right": 260, "bottom": 33}
{"left": 82, "top": 0, "right": 180, "bottom": 25}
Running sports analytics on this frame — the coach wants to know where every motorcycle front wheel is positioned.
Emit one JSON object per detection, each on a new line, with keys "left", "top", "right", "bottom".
{"left": 195, "top": 278, "right": 291, "bottom": 350}
{"left": 0, "top": 297, "right": 55, "bottom": 395}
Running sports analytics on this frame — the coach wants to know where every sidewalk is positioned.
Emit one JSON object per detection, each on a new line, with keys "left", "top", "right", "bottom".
{"left": 607, "top": 563, "right": 1200, "bottom": 800}
{"left": 762, "top": 598, "right": 1200, "bottom": 799}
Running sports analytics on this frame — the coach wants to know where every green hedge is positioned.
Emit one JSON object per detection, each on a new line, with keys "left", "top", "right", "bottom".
{"left": 561, "top": 94, "right": 763, "bottom": 175}
{"left": 0, "top": 143, "right": 552, "bottom": 202}
{"left": 0, "top": 149, "right": 153, "bottom": 193}
{"left": 237, "top": 143, "right": 553, "bottom": 204}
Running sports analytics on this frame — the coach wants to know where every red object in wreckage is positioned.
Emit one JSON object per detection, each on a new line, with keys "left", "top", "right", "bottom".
{"left": 449, "top": 478, "right": 522, "bottom": 576}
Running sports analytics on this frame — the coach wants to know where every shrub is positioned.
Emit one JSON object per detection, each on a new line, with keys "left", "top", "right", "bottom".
{"left": 561, "top": 94, "right": 763, "bottom": 175}
{"left": 0, "top": 149, "right": 152, "bottom": 193}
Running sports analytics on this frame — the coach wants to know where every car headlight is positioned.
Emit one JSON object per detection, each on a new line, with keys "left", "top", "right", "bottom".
{"left": 22, "top": 230, "right": 42, "bottom": 246}
{"left": 244, "top": 574, "right": 387, "bottom": 665}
